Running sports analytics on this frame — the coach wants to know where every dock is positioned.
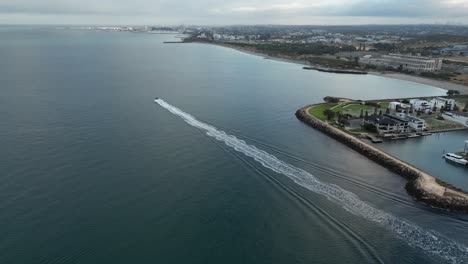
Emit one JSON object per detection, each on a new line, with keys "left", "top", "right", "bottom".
{"left": 363, "top": 133, "right": 383, "bottom": 143}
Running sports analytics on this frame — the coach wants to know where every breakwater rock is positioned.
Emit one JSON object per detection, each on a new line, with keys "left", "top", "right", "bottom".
{"left": 303, "top": 67, "right": 368, "bottom": 75}
{"left": 296, "top": 105, "right": 468, "bottom": 212}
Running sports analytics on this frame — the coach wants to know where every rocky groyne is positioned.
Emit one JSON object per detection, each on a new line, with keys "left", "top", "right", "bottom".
{"left": 296, "top": 105, "right": 468, "bottom": 212}
{"left": 303, "top": 67, "right": 368, "bottom": 75}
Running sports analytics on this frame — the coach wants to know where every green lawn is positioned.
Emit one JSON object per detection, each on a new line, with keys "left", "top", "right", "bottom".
{"left": 455, "top": 98, "right": 468, "bottom": 109}
{"left": 308, "top": 103, "right": 337, "bottom": 120}
{"left": 334, "top": 102, "right": 389, "bottom": 117}
{"left": 308, "top": 102, "right": 390, "bottom": 120}
{"left": 334, "top": 102, "right": 388, "bottom": 111}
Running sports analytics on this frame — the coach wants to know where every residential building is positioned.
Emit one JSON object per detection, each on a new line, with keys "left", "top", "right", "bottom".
{"left": 364, "top": 114, "right": 410, "bottom": 135}
{"left": 430, "top": 97, "right": 456, "bottom": 111}
{"left": 360, "top": 53, "right": 442, "bottom": 73}
{"left": 388, "top": 102, "right": 410, "bottom": 111}
{"left": 380, "top": 54, "right": 442, "bottom": 73}
{"left": 442, "top": 112, "right": 468, "bottom": 127}
{"left": 409, "top": 99, "right": 432, "bottom": 113}
{"left": 397, "top": 114, "right": 426, "bottom": 131}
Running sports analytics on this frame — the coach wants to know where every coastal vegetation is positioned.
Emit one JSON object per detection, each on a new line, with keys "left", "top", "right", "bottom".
{"left": 305, "top": 56, "right": 358, "bottom": 69}
{"left": 443, "top": 59, "right": 468, "bottom": 67}
{"left": 420, "top": 71, "right": 458, "bottom": 81}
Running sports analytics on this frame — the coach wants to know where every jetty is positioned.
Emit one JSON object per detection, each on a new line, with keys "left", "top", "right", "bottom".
{"left": 303, "top": 66, "right": 368, "bottom": 75}
{"left": 296, "top": 104, "right": 468, "bottom": 212}
{"left": 364, "top": 133, "right": 383, "bottom": 143}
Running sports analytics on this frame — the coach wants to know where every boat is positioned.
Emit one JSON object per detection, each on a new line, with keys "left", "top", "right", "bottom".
{"left": 443, "top": 153, "right": 468, "bottom": 165}
{"left": 154, "top": 97, "right": 159, "bottom": 102}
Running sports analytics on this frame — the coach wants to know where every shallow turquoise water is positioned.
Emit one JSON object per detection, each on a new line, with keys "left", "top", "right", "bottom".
{"left": 1, "top": 27, "right": 467, "bottom": 264}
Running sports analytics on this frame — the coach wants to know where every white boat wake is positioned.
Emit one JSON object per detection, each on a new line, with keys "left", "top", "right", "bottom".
{"left": 155, "top": 99, "right": 468, "bottom": 263}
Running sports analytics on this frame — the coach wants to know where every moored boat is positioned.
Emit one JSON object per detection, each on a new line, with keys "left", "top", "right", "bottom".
{"left": 443, "top": 153, "right": 468, "bottom": 166}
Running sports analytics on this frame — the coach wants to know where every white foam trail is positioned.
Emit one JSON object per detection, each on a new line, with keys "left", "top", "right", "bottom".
{"left": 155, "top": 99, "right": 468, "bottom": 263}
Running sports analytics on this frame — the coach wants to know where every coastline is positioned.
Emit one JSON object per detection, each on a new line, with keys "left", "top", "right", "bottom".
{"left": 188, "top": 40, "right": 468, "bottom": 211}
{"left": 186, "top": 40, "right": 468, "bottom": 94}
{"left": 296, "top": 105, "right": 468, "bottom": 212}
{"left": 369, "top": 72, "right": 468, "bottom": 94}
{"left": 187, "top": 41, "right": 310, "bottom": 67}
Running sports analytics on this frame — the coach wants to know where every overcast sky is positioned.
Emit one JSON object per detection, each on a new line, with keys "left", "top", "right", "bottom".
{"left": 2, "top": 0, "right": 468, "bottom": 25}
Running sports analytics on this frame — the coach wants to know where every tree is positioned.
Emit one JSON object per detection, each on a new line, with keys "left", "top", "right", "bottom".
{"left": 379, "top": 110, "right": 383, "bottom": 116}
{"left": 396, "top": 104, "right": 401, "bottom": 112}
{"left": 363, "top": 123, "right": 377, "bottom": 133}
{"left": 447, "top": 90, "right": 460, "bottom": 96}
{"left": 464, "top": 104, "right": 468, "bottom": 112}
{"left": 323, "top": 96, "right": 340, "bottom": 103}
{"left": 374, "top": 108, "right": 378, "bottom": 115}
{"left": 337, "top": 112, "right": 350, "bottom": 126}
{"left": 454, "top": 104, "right": 459, "bottom": 111}
{"left": 359, "top": 109, "right": 364, "bottom": 118}
{"left": 323, "top": 109, "right": 336, "bottom": 120}
{"left": 385, "top": 108, "right": 390, "bottom": 114}
{"left": 365, "top": 111, "right": 369, "bottom": 118}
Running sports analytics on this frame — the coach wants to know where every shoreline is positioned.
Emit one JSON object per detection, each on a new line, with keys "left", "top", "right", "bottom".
{"left": 187, "top": 41, "right": 311, "bottom": 67}
{"left": 369, "top": 72, "right": 468, "bottom": 94}
{"left": 186, "top": 40, "right": 468, "bottom": 94}
{"left": 188, "top": 40, "right": 468, "bottom": 210}
{"left": 296, "top": 105, "right": 468, "bottom": 212}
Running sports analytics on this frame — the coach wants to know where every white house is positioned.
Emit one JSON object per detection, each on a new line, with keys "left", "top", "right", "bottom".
{"left": 409, "top": 99, "right": 432, "bottom": 113}
{"left": 396, "top": 113, "right": 426, "bottom": 131}
{"left": 388, "top": 102, "right": 410, "bottom": 111}
{"left": 430, "top": 97, "right": 456, "bottom": 111}
{"left": 407, "top": 115, "right": 427, "bottom": 131}
{"left": 442, "top": 112, "right": 468, "bottom": 127}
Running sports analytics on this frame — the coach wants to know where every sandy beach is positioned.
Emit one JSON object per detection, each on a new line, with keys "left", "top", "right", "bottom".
{"left": 370, "top": 72, "right": 468, "bottom": 94}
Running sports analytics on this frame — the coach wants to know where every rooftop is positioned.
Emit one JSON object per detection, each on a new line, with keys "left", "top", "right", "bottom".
{"left": 365, "top": 114, "right": 398, "bottom": 125}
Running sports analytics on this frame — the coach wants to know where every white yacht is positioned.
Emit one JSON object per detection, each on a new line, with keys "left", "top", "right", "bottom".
{"left": 443, "top": 153, "right": 468, "bottom": 165}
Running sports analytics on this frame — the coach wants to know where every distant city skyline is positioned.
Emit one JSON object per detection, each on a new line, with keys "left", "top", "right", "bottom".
{"left": 1, "top": 0, "right": 468, "bottom": 25}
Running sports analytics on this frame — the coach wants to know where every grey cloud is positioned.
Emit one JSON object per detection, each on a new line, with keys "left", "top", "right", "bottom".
{"left": 1, "top": 0, "right": 468, "bottom": 24}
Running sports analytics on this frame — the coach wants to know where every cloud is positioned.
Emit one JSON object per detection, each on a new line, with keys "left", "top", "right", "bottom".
{"left": 1, "top": 0, "right": 468, "bottom": 24}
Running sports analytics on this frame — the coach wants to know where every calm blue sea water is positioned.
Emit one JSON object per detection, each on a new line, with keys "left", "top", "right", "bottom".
{"left": 1, "top": 27, "right": 468, "bottom": 264}
{"left": 378, "top": 131, "right": 468, "bottom": 191}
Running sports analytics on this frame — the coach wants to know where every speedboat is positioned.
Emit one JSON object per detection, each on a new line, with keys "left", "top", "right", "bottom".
{"left": 154, "top": 97, "right": 159, "bottom": 102}
{"left": 443, "top": 153, "right": 468, "bottom": 165}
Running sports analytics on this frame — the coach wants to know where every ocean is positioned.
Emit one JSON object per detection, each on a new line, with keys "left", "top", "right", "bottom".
{"left": 1, "top": 27, "right": 467, "bottom": 264}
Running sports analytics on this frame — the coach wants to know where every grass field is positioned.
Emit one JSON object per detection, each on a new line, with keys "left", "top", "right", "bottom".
{"left": 333, "top": 102, "right": 389, "bottom": 117}
{"left": 308, "top": 102, "right": 390, "bottom": 120}
{"left": 455, "top": 97, "right": 468, "bottom": 109}
{"left": 308, "top": 103, "right": 337, "bottom": 120}
{"left": 420, "top": 115, "right": 465, "bottom": 130}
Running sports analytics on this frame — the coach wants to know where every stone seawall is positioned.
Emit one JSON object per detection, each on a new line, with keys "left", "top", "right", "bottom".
{"left": 296, "top": 105, "right": 468, "bottom": 212}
